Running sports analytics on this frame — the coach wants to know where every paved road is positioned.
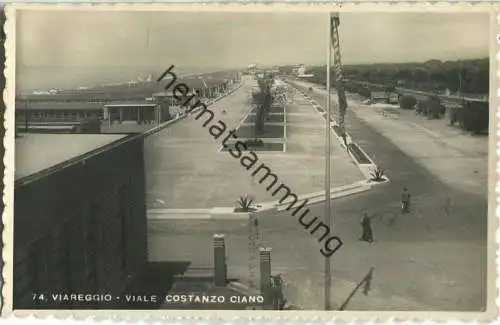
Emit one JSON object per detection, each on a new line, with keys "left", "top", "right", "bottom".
{"left": 254, "top": 82, "right": 488, "bottom": 311}
{"left": 144, "top": 76, "right": 363, "bottom": 210}
{"left": 147, "top": 78, "right": 488, "bottom": 311}
{"left": 144, "top": 79, "right": 258, "bottom": 209}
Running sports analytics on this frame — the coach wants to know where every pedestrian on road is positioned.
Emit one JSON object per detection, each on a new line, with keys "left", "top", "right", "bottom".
{"left": 401, "top": 187, "right": 411, "bottom": 213}
{"left": 359, "top": 213, "right": 374, "bottom": 243}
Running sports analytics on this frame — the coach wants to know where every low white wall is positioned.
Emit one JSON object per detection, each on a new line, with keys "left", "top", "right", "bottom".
{"left": 210, "top": 207, "right": 251, "bottom": 220}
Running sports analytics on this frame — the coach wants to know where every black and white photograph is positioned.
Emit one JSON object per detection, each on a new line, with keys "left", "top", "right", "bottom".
{"left": 8, "top": 5, "right": 496, "bottom": 318}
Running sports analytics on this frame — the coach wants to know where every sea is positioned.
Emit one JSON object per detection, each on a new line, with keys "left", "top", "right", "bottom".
{"left": 16, "top": 65, "right": 227, "bottom": 95}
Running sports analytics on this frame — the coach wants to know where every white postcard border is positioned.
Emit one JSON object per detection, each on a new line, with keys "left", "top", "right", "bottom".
{"left": 2, "top": 3, "right": 499, "bottom": 322}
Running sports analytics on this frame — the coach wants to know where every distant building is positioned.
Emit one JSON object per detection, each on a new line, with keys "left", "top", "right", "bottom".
{"left": 14, "top": 133, "right": 148, "bottom": 309}
{"left": 15, "top": 72, "right": 240, "bottom": 135}
{"left": 15, "top": 100, "right": 102, "bottom": 134}
{"left": 15, "top": 101, "right": 103, "bottom": 123}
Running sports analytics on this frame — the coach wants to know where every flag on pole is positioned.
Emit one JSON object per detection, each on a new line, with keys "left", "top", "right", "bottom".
{"left": 330, "top": 13, "right": 348, "bottom": 136}
{"left": 324, "top": 13, "right": 333, "bottom": 311}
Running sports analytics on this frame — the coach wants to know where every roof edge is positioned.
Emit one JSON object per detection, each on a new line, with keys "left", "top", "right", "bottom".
{"left": 15, "top": 133, "right": 143, "bottom": 189}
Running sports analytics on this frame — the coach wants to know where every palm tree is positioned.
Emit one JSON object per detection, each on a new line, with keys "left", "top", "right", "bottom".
{"left": 250, "top": 73, "right": 275, "bottom": 145}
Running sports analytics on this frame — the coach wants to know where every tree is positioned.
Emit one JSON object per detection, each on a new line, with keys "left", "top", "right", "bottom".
{"left": 308, "top": 58, "right": 489, "bottom": 95}
{"left": 250, "top": 73, "right": 275, "bottom": 145}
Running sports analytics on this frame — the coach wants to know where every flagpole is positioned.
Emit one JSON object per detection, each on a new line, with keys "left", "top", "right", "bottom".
{"left": 459, "top": 60, "right": 463, "bottom": 98}
{"left": 324, "top": 12, "right": 333, "bottom": 311}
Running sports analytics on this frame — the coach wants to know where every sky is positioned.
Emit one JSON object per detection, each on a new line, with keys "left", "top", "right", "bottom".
{"left": 15, "top": 10, "right": 490, "bottom": 91}
{"left": 340, "top": 12, "right": 489, "bottom": 64}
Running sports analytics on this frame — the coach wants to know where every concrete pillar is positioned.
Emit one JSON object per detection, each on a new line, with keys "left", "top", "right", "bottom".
{"left": 213, "top": 234, "right": 227, "bottom": 287}
{"left": 137, "top": 107, "right": 140, "bottom": 124}
{"left": 259, "top": 247, "right": 272, "bottom": 297}
{"left": 119, "top": 107, "right": 123, "bottom": 123}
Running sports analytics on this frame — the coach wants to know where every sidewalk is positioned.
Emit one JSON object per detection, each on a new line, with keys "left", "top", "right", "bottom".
{"left": 347, "top": 100, "right": 488, "bottom": 197}
{"left": 345, "top": 92, "right": 488, "bottom": 158}
{"left": 296, "top": 81, "right": 488, "bottom": 197}
{"left": 284, "top": 81, "right": 487, "bottom": 311}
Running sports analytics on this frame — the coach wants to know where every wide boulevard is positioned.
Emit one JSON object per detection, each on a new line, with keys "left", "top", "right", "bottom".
{"left": 255, "top": 80, "right": 488, "bottom": 311}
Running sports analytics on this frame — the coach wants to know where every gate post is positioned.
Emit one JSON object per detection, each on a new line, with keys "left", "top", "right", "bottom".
{"left": 213, "top": 234, "right": 227, "bottom": 287}
{"left": 259, "top": 247, "right": 272, "bottom": 304}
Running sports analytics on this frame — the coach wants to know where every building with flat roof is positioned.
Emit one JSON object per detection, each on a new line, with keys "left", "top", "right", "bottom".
{"left": 16, "top": 71, "right": 241, "bottom": 127}
{"left": 15, "top": 101, "right": 103, "bottom": 123}
{"left": 104, "top": 101, "right": 161, "bottom": 126}
{"left": 14, "top": 133, "right": 148, "bottom": 309}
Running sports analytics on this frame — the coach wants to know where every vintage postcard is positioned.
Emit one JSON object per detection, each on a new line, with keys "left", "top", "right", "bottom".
{"left": 2, "top": 3, "right": 499, "bottom": 322}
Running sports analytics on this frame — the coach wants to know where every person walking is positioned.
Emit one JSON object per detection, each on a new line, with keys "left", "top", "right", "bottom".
{"left": 359, "top": 213, "right": 374, "bottom": 243}
{"left": 401, "top": 187, "right": 411, "bottom": 213}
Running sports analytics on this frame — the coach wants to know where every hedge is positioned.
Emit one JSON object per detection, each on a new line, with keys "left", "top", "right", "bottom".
{"left": 399, "top": 95, "right": 417, "bottom": 110}
{"left": 459, "top": 101, "right": 489, "bottom": 134}
{"left": 425, "top": 96, "right": 445, "bottom": 119}
{"left": 357, "top": 86, "right": 371, "bottom": 98}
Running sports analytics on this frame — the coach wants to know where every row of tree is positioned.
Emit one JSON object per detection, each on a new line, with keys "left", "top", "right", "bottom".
{"left": 288, "top": 62, "right": 489, "bottom": 134}
{"left": 281, "top": 58, "right": 489, "bottom": 95}
{"left": 343, "top": 59, "right": 489, "bottom": 95}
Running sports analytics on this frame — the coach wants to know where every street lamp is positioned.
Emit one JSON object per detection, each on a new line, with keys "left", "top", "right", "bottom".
{"left": 458, "top": 60, "right": 463, "bottom": 98}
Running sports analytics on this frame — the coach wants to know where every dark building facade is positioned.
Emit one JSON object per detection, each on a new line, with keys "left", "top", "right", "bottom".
{"left": 14, "top": 134, "right": 148, "bottom": 309}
